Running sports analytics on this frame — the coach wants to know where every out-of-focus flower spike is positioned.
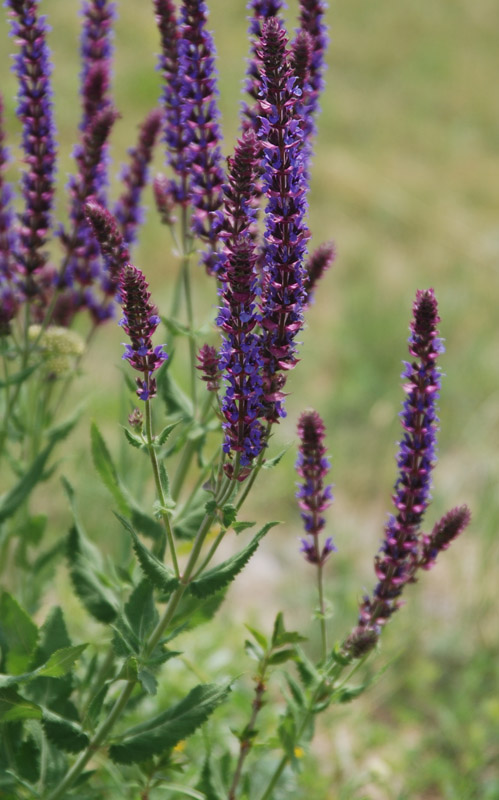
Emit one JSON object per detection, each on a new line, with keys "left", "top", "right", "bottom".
{"left": 297, "top": 0, "right": 328, "bottom": 127}
{"left": 358, "top": 289, "right": 444, "bottom": 629}
{"left": 419, "top": 505, "right": 471, "bottom": 570}
{"left": 6, "top": 0, "right": 57, "bottom": 287}
{"left": 84, "top": 201, "right": 129, "bottom": 291}
{"left": 179, "top": 0, "right": 225, "bottom": 274}
{"left": 114, "top": 109, "right": 163, "bottom": 246}
{"left": 79, "top": 0, "right": 116, "bottom": 129}
{"left": 153, "top": 173, "right": 177, "bottom": 227}
{"left": 257, "top": 17, "right": 310, "bottom": 422}
{"left": 242, "top": 0, "right": 286, "bottom": 133}
{"left": 0, "top": 94, "right": 18, "bottom": 287}
{"left": 153, "top": 0, "right": 189, "bottom": 206}
{"left": 290, "top": 29, "right": 313, "bottom": 85}
{"left": 196, "top": 344, "right": 220, "bottom": 393}
{"left": 119, "top": 264, "right": 168, "bottom": 401}
{"left": 304, "top": 240, "right": 335, "bottom": 306}
{"left": 296, "top": 410, "right": 335, "bottom": 565}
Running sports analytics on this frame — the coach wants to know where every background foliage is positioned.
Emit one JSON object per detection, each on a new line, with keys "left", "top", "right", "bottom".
{"left": 0, "top": 1, "right": 498, "bottom": 797}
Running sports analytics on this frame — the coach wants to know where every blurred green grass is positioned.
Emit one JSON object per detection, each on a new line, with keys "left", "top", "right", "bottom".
{"left": 1, "top": 1, "right": 498, "bottom": 797}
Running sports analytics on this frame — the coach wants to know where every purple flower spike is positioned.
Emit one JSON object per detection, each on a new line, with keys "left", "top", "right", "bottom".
{"left": 257, "top": 18, "right": 310, "bottom": 422}
{"left": 359, "top": 289, "right": 444, "bottom": 629}
{"left": 218, "top": 236, "right": 265, "bottom": 481}
{"left": 153, "top": 173, "right": 177, "bottom": 227}
{"left": 6, "top": 0, "right": 57, "bottom": 286}
{"left": 179, "top": 0, "right": 225, "bottom": 273}
{"left": 242, "top": 0, "right": 286, "bottom": 134}
{"left": 304, "top": 240, "right": 335, "bottom": 306}
{"left": 119, "top": 264, "right": 168, "bottom": 401}
{"left": 296, "top": 410, "right": 334, "bottom": 565}
{"left": 84, "top": 201, "right": 129, "bottom": 293}
{"left": 297, "top": 0, "right": 329, "bottom": 126}
{"left": 79, "top": 0, "right": 115, "bottom": 129}
{"left": 0, "top": 94, "right": 18, "bottom": 288}
{"left": 419, "top": 505, "right": 471, "bottom": 571}
{"left": 114, "top": 109, "right": 163, "bottom": 246}
{"left": 154, "top": 0, "right": 189, "bottom": 206}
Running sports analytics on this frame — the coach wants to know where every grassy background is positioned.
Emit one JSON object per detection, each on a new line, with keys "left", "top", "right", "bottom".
{"left": 1, "top": 1, "right": 498, "bottom": 798}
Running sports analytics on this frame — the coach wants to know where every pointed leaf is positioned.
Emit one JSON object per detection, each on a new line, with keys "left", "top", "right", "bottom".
{"left": 0, "top": 362, "right": 40, "bottom": 388}
{"left": 188, "top": 522, "right": 278, "bottom": 599}
{"left": 157, "top": 420, "right": 181, "bottom": 446}
{"left": 0, "top": 592, "right": 38, "bottom": 674}
{"left": 90, "top": 421, "right": 130, "bottom": 515}
{"left": 245, "top": 626, "right": 268, "bottom": 651}
{"left": 67, "top": 526, "right": 118, "bottom": 624}
{"left": 109, "top": 682, "right": 230, "bottom": 764}
{"left": 116, "top": 514, "right": 179, "bottom": 596}
{"left": 122, "top": 426, "right": 144, "bottom": 448}
{"left": 267, "top": 648, "right": 297, "bottom": 666}
{"left": 0, "top": 442, "right": 57, "bottom": 523}
{"left": 37, "top": 644, "right": 87, "bottom": 678}
{"left": 137, "top": 668, "right": 158, "bottom": 696}
{"left": 125, "top": 580, "right": 158, "bottom": 642}
{"left": 0, "top": 688, "right": 42, "bottom": 722}
{"left": 42, "top": 709, "right": 90, "bottom": 753}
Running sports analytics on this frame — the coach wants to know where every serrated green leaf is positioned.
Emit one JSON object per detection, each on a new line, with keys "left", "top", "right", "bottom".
{"left": 157, "top": 420, "right": 181, "bottom": 446}
{"left": 42, "top": 709, "right": 90, "bottom": 753}
{"left": 336, "top": 683, "right": 368, "bottom": 703}
{"left": 124, "top": 580, "right": 158, "bottom": 642}
{"left": 277, "top": 711, "right": 297, "bottom": 759}
{"left": 0, "top": 688, "right": 42, "bottom": 722}
{"left": 0, "top": 592, "right": 38, "bottom": 674}
{"left": 170, "top": 590, "right": 226, "bottom": 634}
{"left": 130, "top": 505, "right": 165, "bottom": 544}
{"left": 137, "top": 668, "right": 158, "bottom": 696}
{"left": 233, "top": 521, "right": 255, "bottom": 535}
{"left": 196, "top": 755, "right": 225, "bottom": 800}
{"left": 90, "top": 421, "right": 130, "bottom": 515}
{"left": 15, "top": 731, "right": 40, "bottom": 784}
{"left": 122, "top": 426, "right": 144, "bottom": 448}
{"left": 205, "top": 499, "right": 217, "bottom": 515}
{"left": 271, "top": 612, "right": 285, "bottom": 648}
{"left": 109, "top": 682, "right": 230, "bottom": 764}
{"left": 221, "top": 504, "right": 237, "bottom": 529}
{"left": 244, "top": 640, "right": 263, "bottom": 662}
{"left": 31, "top": 606, "right": 72, "bottom": 667}
{"left": 37, "top": 644, "right": 87, "bottom": 678}
{"left": 189, "top": 522, "right": 278, "bottom": 599}
{"left": 295, "top": 647, "right": 321, "bottom": 689}
{"left": 267, "top": 648, "right": 297, "bottom": 666}
{"left": 285, "top": 674, "right": 307, "bottom": 709}
{"left": 116, "top": 514, "right": 179, "bottom": 596}
{"left": 262, "top": 447, "right": 289, "bottom": 470}
{"left": 85, "top": 683, "right": 109, "bottom": 730}
{"left": 67, "top": 526, "right": 118, "bottom": 624}
{"left": 117, "top": 656, "right": 139, "bottom": 682}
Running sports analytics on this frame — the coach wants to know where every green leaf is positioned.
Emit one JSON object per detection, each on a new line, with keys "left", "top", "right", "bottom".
{"left": 117, "top": 515, "right": 179, "bottom": 597}
{"left": 196, "top": 755, "right": 225, "bottom": 800}
{"left": 137, "top": 668, "right": 158, "bottom": 696}
{"left": 221, "top": 505, "right": 237, "bottom": 529}
{"left": 90, "top": 421, "right": 130, "bottom": 515}
{"left": 157, "top": 359, "right": 193, "bottom": 418}
{"left": 42, "top": 709, "right": 90, "bottom": 753}
{"left": 0, "top": 688, "right": 41, "bottom": 722}
{"left": 0, "top": 592, "right": 38, "bottom": 674}
{"left": 277, "top": 711, "right": 297, "bottom": 759}
{"left": 262, "top": 447, "right": 290, "bottom": 470}
{"left": 189, "top": 522, "right": 278, "bottom": 599}
{"left": 233, "top": 521, "right": 255, "bottom": 535}
{"left": 157, "top": 420, "right": 181, "bottom": 446}
{"left": 0, "top": 362, "right": 40, "bottom": 388}
{"left": 111, "top": 618, "right": 139, "bottom": 657}
{"left": 267, "top": 648, "right": 297, "bottom": 666}
{"left": 174, "top": 506, "right": 205, "bottom": 541}
{"left": 37, "top": 644, "right": 87, "bottom": 678}
{"left": 15, "top": 731, "right": 40, "bottom": 784}
{"left": 124, "top": 580, "right": 158, "bottom": 642}
{"left": 116, "top": 656, "right": 139, "bottom": 682}
{"left": 271, "top": 613, "right": 307, "bottom": 648}
{"left": 109, "top": 682, "right": 230, "bottom": 764}
{"left": 122, "top": 426, "right": 144, "bottom": 449}
{"left": 85, "top": 683, "right": 109, "bottom": 730}
{"left": 244, "top": 625, "right": 268, "bottom": 651}
{"left": 0, "top": 443, "right": 57, "bottom": 523}
{"left": 170, "top": 590, "right": 226, "bottom": 634}
{"left": 336, "top": 683, "right": 368, "bottom": 704}
{"left": 130, "top": 505, "right": 165, "bottom": 544}
{"left": 67, "top": 525, "right": 118, "bottom": 624}
{"left": 285, "top": 674, "right": 307, "bottom": 710}
{"left": 295, "top": 647, "right": 321, "bottom": 689}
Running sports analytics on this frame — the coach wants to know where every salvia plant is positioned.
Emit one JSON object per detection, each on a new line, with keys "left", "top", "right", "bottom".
{"left": 0, "top": 1, "right": 470, "bottom": 798}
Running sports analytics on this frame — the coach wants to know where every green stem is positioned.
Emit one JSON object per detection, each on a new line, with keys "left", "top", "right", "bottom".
{"left": 171, "top": 390, "right": 214, "bottom": 501}
{"left": 317, "top": 562, "right": 327, "bottom": 663}
{"left": 235, "top": 422, "right": 272, "bottom": 512}
{"left": 145, "top": 396, "right": 180, "bottom": 577}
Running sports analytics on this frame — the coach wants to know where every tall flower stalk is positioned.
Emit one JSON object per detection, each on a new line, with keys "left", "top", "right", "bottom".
{"left": 6, "top": 0, "right": 57, "bottom": 297}
{"left": 257, "top": 18, "right": 310, "bottom": 422}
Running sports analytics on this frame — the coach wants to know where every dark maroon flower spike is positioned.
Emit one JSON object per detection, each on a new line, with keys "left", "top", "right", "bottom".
{"left": 114, "top": 109, "right": 163, "bottom": 247}
{"left": 296, "top": 410, "right": 335, "bottom": 565}
{"left": 196, "top": 344, "right": 221, "bottom": 393}
{"left": 418, "top": 505, "right": 471, "bottom": 571}
{"left": 119, "top": 264, "right": 168, "bottom": 402}
{"left": 303, "top": 240, "right": 335, "bottom": 306}
{"left": 84, "top": 201, "right": 129, "bottom": 294}
{"left": 0, "top": 93, "right": 20, "bottom": 333}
